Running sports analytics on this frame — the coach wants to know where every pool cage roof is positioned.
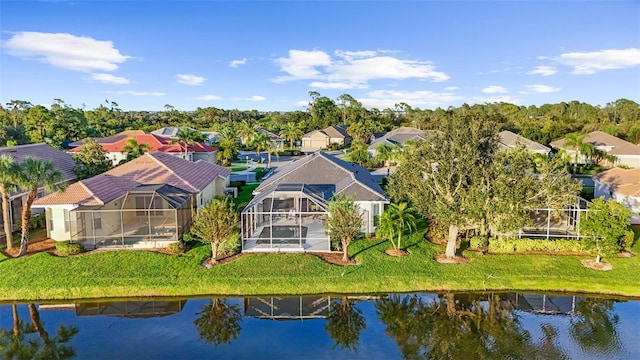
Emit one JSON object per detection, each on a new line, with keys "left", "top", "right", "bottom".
{"left": 243, "top": 183, "right": 333, "bottom": 212}
{"left": 78, "top": 184, "right": 194, "bottom": 211}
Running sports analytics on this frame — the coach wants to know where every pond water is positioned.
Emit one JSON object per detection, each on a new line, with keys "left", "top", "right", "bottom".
{"left": 1, "top": 292, "right": 639, "bottom": 359}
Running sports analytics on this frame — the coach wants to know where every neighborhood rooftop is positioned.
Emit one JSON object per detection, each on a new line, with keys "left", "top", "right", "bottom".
{"left": 551, "top": 131, "right": 640, "bottom": 156}
{"left": 0, "top": 142, "right": 76, "bottom": 182}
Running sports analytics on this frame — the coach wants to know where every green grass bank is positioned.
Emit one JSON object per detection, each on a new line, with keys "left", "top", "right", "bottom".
{"left": 1, "top": 226, "right": 639, "bottom": 302}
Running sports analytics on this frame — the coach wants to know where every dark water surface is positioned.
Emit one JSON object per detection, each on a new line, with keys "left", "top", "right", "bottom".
{"left": 1, "top": 292, "right": 639, "bottom": 359}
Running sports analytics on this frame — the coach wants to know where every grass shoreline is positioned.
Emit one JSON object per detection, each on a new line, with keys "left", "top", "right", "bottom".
{"left": 2, "top": 227, "right": 639, "bottom": 302}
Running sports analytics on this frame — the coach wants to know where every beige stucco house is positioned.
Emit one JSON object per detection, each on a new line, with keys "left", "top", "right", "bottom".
{"left": 301, "top": 125, "right": 352, "bottom": 152}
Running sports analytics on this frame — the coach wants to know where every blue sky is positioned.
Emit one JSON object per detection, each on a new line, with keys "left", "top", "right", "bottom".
{"left": 1, "top": 1, "right": 639, "bottom": 112}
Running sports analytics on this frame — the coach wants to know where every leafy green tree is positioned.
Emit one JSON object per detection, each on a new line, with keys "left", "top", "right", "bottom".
{"left": 72, "top": 138, "right": 112, "bottom": 179}
{"left": 0, "top": 155, "right": 19, "bottom": 249}
{"left": 580, "top": 197, "right": 633, "bottom": 263}
{"left": 324, "top": 297, "right": 366, "bottom": 352}
{"left": 378, "top": 202, "right": 417, "bottom": 251}
{"left": 326, "top": 193, "right": 362, "bottom": 261}
{"left": 120, "top": 138, "right": 151, "bottom": 163}
{"left": 14, "top": 158, "right": 66, "bottom": 257}
{"left": 190, "top": 196, "right": 239, "bottom": 264}
{"left": 279, "top": 121, "right": 303, "bottom": 150}
{"left": 171, "top": 128, "right": 207, "bottom": 160}
{"left": 347, "top": 140, "right": 369, "bottom": 165}
{"left": 194, "top": 298, "right": 242, "bottom": 347}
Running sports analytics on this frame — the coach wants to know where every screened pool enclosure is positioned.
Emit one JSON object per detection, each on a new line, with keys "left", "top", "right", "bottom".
{"left": 64, "top": 184, "right": 195, "bottom": 249}
{"left": 241, "top": 184, "right": 331, "bottom": 251}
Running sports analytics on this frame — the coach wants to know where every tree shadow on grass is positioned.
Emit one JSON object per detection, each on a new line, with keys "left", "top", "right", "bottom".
{"left": 351, "top": 239, "right": 387, "bottom": 257}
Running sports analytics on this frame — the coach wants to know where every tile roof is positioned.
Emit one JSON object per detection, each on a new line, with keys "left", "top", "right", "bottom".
{"left": 368, "top": 127, "right": 436, "bottom": 150}
{"left": 34, "top": 151, "right": 231, "bottom": 206}
{"left": 254, "top": 152, "right": 387, "bottom": 202}
{"left": 550, "top": 131, "right": 640, "bottom": 156}
{"left": 498, "top": 130, "right": 551, "bottom": 153}
{"left": 593, "top": 168, "right": 640, "bottom": 197}
{"left": 303, "top": 125, "right": 351, "bottom": 140}
{"left": 0, "top": 143, "right": 76, "bottom": 182}
{"left": 69, "top": 130, "right": 217, "bottom": 154}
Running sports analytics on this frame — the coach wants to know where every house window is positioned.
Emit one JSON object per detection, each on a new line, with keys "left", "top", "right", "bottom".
{"left": 63, "top": 209, "right": 70, "bottom": 233}
{"left": 93, "top": 213, "right": 102, "bottom": 230}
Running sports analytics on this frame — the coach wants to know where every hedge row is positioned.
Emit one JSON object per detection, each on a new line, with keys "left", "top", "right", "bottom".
{"left": 487, "top": 237, "right": 588, "bottom": 254}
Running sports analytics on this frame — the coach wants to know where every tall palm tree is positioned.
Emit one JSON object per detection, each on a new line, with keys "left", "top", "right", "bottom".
{"left": 279, "top": 122, "right": 303, "bottom": 150}
{"left": 171, "top": 128, "right": 207, "bottom": 160}
{"left": 216, "top": 127, "right": 239, "bottom": 166}
{"left": 236, "top": 120, "right": 256, "bottom": 146}
{"left": 251, "top": 132, "right": 271, "bottom": 159}
{"left": 121, "top": 138, "right": 151, "bottom": 163}
{"left": 265, "top": 146, "right": 280, "bottom": 168}
{"left": 563, "top": 132, "right": 595, "bottom": 174}
{"left": 14, "top": 157, "right": 67, "bottom": 257}
{"left": 0, "top": 155, "right": 19, "bottom": 249}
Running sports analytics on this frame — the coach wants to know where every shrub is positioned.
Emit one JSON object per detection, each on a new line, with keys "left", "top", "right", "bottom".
{"left": 620, "top": 230, "right": 635, "bottom": 251}
{"left": 166, "top": 242, "right": 187, "bottom": 254}
{"left": 487, "top": 237, "right": 586, "bottom": 254}
{"left": 469, "top": 236, "right": 489, "bottom": 249}
{"left": 55, "top": 241, "right": 84, "bottom": 256}
{"left": 425, "top": 220, "right": 448, "bottom": 245}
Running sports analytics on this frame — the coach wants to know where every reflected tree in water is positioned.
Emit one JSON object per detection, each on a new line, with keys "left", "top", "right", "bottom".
{"left": 376, "top": 293, "right": 568, "bottom": 359}
{"left": 0, "top": 303, "right": 78, "bottom": 360}
{"left": 324, "top": 296, "right": 366, "bottom": 352}
{"left": 570, "top": 298, "right": 622, "bottom": 356}
{"left": 194, "top": 298, "right": 242, "bottom": 346}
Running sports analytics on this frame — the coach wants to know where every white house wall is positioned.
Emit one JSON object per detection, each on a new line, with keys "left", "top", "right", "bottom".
{"left": 355, "top": 201, "right": 386, "bottom": 233}
{"left": 616, "top": 155, "right": 640, "bottom": 168}
{"left": 594, "top": 180, "right": 640, "bottom": 224}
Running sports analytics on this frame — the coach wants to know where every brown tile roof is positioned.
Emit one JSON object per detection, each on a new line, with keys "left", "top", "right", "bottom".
{"left": 0, "top": 142, "right": 76, "bottom": 183}
{"left": 69, "top": 130, "right": 217, "bottom": 154}
{"left": 551, "top": 131, "right": 640, "bottom": 156}
{"left": 34, "top": 151, "right": 231, "bottom": 206}
{"left": 593, "top": 168, "right": 640, "bottom": 197}
{"left": 498, "top": 130, "right": 550, "bottom": 153}
{"left": 254, "top": 152, "right": 387, "bottom": 202}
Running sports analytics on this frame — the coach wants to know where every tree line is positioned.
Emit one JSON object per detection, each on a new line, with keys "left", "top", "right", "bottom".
{"left": 1, "top": 95, "right": 638, "bottom": 148}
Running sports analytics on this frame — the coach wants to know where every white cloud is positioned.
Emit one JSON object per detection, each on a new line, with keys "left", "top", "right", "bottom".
{"left": 229, "top": 58, "right": 247, "bottom": 68}
{"left": 557, "top": 48, "right": 640, "bottom": 74}
{"left": 472, "top": 95, "right": 521, "bottom": 104}
{"left": 196, "top": 94, "right": 222, "bottom": 101}
{"left": 105, "top": 91, "right": 165, "bottom": 96}
{"left": 358, "top": 90, "right": 463, "bottom": 109}
{"left": 525, "top": 84, "right": 561, "bottom": 93}
{"left": 274, "top": 49, "right": 449, "bottom": 85}
{"left": 89, "top": 73, "right": 130, "bottom": 84}
{"left": 309, "top": 81, "right": 368, "bottom": 90}
{"left": 482, "top": 85, "right": 508, "bottom": 94}
{"left": 295, "top": 100, "right": 309, "bottom": 107}
{"left": 176, "top": 74, "right": 205, "bottom": 85}
{"left": 527, "top": 66, "right": 557, "bottom": 76}
{"left": 3, "top": 31, "right": 130, "bottom": 72}
{"left": 444, "top": 86, "right": 459, "bottom": 91}
{"left": 234, "top": 96, "right": 266, "bottom": 102}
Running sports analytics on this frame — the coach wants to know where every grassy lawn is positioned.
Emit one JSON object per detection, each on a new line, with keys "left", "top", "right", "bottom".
{"left": 1, "top": 223, "right": 639, "bottom": 302}
{"left": 233, "top": 183, "right": 260, "bottom": 208}
{"left": 228, "top": 165, "right": 248, "bottom": 172}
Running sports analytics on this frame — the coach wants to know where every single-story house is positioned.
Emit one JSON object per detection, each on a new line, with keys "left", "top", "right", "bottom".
{"left": 256, "top": 127, "right": 286, "bottom": 149}
{"left": 33, "top": 151, "right": 231, "bottom": 249}
{"left": 593, "top": 167, "right": 640, "bottom": 224}
{"left": 241, "top": 151, "right": 389, "bottom": 252}
{"left": 550, "top": 131, "right": 640, "bottom": 168}
{"left": 498, "top": 130, "right": 551, "bottom": 156}
{"left": 151, "top": 126, "right": 220, "bottom": 146}
{"left": 0, "top": 143, "right": 76, "bottom": 242}
{"left": 301, "top": 125, "right": 352, "bottom": 152}
{"left": 69, "top": 130, "right": 218, "bottom": 166}
{"left": 368, "top": 127, "right": 435, "bottom": 158}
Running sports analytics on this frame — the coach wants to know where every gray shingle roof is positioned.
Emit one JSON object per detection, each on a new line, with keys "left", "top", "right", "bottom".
{"left": 368, "top": 127, "right": 434, "bottom": 150}
{"left": 498, "top": 130, "right": 551, "bottom": 154}
{"left": 254, "top": 152, "right": 387, "bottom": 202}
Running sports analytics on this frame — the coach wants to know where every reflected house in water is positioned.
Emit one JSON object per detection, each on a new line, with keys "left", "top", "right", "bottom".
{"left": 244, "top": 296, "right": 331, "bottom": 320}
{"left": 241, "top": 152, "right": 389, "bottom": 252}
{"left": 40, "top": 300, "right": 187, "bottom": 318}
{"left": 509, "top": 293, "right": 582, "bottom": 315}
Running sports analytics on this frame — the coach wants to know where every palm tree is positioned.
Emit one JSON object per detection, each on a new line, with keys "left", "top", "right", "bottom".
{"left": 251, "top": 131, "right": 271, "bottom": 159}
{"left": 216, "top": 127, "right": 239, "bottom": 166}
{"left": 171, "top": 128, "right": 207, "bottom": 160}
{"left": 121, "top": 138, "right": 151, "bottom": 163}
{"left": 236, "top": 120, "right": 256, "bottom": 146}
{"left": 279, "top": 122, "right": 303, "bottom": 150}
{"left": 380, "top": 202, "right": 417, "bottom": 251}
{"left": 563, "top": 132, "right": 595, "bottom": 174}
{"left": 265, "top": 145, "right": 280, "bottom": 168}
{"left": 0, "top": 155, "right": 19, "bottom": 249}
{"left": 14, "top": 157, "right": 67, "bottom": 257}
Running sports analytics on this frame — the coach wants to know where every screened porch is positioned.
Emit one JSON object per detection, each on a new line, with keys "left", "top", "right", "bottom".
{"left": 241, "top": 184, "right": 331, "bottom": 252}
{"left": 68, "top": 184, "right": 195, "bottom": 249}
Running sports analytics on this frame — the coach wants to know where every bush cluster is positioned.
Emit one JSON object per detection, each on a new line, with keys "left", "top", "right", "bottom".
{"left": 166, "top": 242, "right": 187, "bottom": 254}
{"left": 488, "top": 237, "right": 587, "bottom": 254}
{"left": 55, "top": 241, "right": 84, "bottom": 256}
{"left": 469, "top": 236, "right": 489, "bottom": 249}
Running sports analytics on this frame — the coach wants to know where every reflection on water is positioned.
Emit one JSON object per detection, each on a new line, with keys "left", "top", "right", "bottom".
{"left": 0, "top": 293, "right": 638, "bottom": 359}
